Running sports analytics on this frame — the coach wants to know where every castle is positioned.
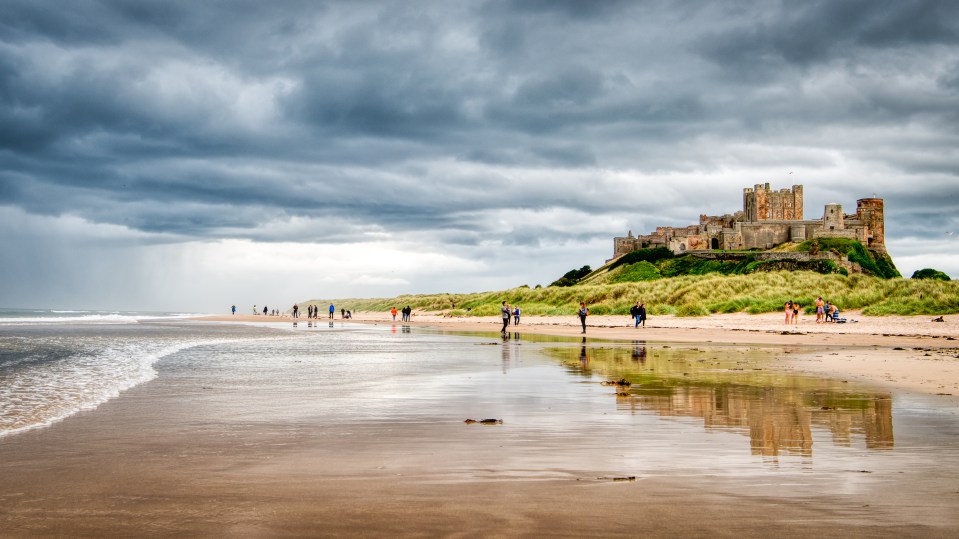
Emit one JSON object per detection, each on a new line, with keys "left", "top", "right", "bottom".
{"left": 613, "top": 184, "right": 885, "bottom": 259}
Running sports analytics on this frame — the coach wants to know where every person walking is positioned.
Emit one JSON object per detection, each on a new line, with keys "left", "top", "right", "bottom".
{"left": 293, "top": 304, "right": 299, "bottom": 318}
{"left": 329, "top": 304, "right": 335, "bottom": 320}
{"left": 638, "top": 303, "right": 647, "bottom": 327}
{"left": 630, "top": 302, "right": 640, "bottom": 327}
{"left": 501, "top": 301, "right": 511, "bottom": 333}
{"left": 578, "top": 302, "right": 589, "bottom": 334}
{"left": 231, "top": 305, "right": 236, "bottom": 316}
{"left": 513, "top": 305, "right": 521, "bottom": 325}
{"left": 390, "top": 307, "right": 398, "bottom": 321}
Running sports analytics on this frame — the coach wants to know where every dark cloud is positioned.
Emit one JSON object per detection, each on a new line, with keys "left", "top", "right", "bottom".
{"left": 1, "top": 0, "right": 957, "bottom": 300}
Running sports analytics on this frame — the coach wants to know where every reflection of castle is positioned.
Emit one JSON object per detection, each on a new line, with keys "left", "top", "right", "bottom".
{"left": 555, "top": 344, "right": 894, "bottom": 458}
{"left": 620, "top": 385, "right": 893, "bottom": 457}
{"left": 613, "top": 184, "right": 886, "bottom": 258}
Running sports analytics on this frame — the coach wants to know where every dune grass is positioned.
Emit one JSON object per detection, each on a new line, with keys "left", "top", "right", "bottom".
{"left": 310, "top": 271, "right": 959, "bottom": 317}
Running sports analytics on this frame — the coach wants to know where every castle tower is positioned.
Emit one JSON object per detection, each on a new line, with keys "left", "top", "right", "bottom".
{"left": 856, "top": 198, "right": 886, "bottom": 252}
{"left": 743, "top": 183, "right": 803, "bottom": 221}
{"left": 823, "top": 203, "right": 844, "bottom": 230}
{"left": 792, "top": 185, "right": 803, "bottom": 220}
{"left": 743, "top": 186, "right": 756, "bottom": 221}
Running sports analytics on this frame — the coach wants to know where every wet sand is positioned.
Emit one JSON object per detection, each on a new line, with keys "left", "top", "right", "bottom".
{"left": 3, "top": 315, "right": 958, "bottom": 537}
{"left": 207, "top": 310, "right": 959, "bottom": 397}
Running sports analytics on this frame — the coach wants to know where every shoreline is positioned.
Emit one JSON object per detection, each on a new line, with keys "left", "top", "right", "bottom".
{"left": 193, "top": 311, "right": 959, "bottom": 398}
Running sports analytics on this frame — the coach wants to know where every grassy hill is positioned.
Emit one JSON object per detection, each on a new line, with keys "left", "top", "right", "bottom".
{"left": 574, "top": 240, "right": 900, "bottom": 288}
{"left": 303, "top": 240, "right": 954, "bottom": 318}
{"left": 310, "top": 271, "right": 959, "bottom": 318}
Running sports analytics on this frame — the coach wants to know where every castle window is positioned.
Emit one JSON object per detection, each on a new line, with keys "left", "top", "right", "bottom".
{"left": 679, "top": 243, "right": 686, "bottom": 251}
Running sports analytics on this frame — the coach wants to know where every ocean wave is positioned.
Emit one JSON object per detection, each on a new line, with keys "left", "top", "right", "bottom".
{"left": 1, "top": 338, "right": 214, "bottom": 438}
{"left": 0, "top": 312, "right": 198, "bottom": 325}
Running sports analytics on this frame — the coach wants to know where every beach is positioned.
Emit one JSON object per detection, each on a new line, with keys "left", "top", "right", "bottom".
{"left": 2, "top": 312, "right": 958, "bottom": 537}
{"left": 205, "top": 310, "right": 959, "bottom": 397}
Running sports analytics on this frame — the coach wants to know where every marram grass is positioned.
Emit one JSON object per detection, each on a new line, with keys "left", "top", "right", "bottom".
{"left": 308, "top": 272, "right": 959, "bottom": 317}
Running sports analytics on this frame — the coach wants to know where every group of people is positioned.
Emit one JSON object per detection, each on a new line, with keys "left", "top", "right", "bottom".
{"left": 814, "top": 297, "right": 841, "bottom": 323}
{"left": 390, "top": 306, "right": 413, "bottom": 322}
{"left": 244, "top": 304, "right": 282, "bottom": 316}
{"left": 783, "top": 300, "right": 800, "bottom": 324}
{"left": 498, "top": 301, "right": 651, "bottom": 334}
{"left": 291, "top": 303, "right": 341, "bottom": 320}
{"left": 389, "top": 306, "right": 413, "bottom": 321}
{"left": 500, "top": 302, "right": 522, "bottom": 332}
{"left": 784, "top": 297, "right": 843, "bottom": 324}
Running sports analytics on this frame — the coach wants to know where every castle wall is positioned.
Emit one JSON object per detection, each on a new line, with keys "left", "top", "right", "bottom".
{"left": 738, "top": 222, "right": 793, "bottom": 249}
{"left": 685, "top": 251, "right": 864, "bottom": 274}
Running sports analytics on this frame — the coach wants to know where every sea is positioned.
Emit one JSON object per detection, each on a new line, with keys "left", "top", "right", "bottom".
{"left": 3, "top": 307, "right": 959, "bottom": 490}
{"left": 0, "top": 308, "right": 220, "bottom": 436}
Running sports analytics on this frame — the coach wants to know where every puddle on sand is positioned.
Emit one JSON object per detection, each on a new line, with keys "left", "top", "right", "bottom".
{"left": 546, "top": 339, "right": 894, "bottom": 459}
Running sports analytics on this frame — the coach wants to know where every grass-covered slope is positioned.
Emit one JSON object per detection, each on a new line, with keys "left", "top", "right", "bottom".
{"left": 796, "top": 238, "right": 900, "bottom": 279}
{"left": 581, "top": 240, "right": 898, "bottom": 288}
{"left": 317, "top": 271, "right": 959, "bottom": 318}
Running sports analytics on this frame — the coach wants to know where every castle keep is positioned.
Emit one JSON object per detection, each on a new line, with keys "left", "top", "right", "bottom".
{"left": 613, "top": 184, "right": 885, "bottom": 258}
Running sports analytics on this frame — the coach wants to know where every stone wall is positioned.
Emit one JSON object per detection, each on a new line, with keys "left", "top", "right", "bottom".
{"left": 687, "top": 250, "right": 863, "bottom": 274}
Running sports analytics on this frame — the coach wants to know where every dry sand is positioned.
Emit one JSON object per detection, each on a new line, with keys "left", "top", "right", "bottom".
{"left": 205, "top": 310, "right": 959, "bottom": 398}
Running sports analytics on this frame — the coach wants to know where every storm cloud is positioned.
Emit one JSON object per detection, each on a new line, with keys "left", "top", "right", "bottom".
{"left": 1, "top": 0, "right": 957, "bottom": 311}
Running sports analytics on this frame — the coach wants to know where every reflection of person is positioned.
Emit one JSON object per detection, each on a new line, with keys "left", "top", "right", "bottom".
{"left": 578, "top": 302, "right": 589, "bottom": 334}
{"left": 579, "top": 337, "right": 589, "bottom": 365}
{"left": 632, "top": 340, "right": 647, "bottom": 363}
{"left": 501, "top": 302, "right": 511, "bottom": 333}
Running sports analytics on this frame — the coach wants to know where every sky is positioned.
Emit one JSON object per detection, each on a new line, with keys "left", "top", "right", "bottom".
{"left": 1, "top": 0, "right": 958, "bottom": 313}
